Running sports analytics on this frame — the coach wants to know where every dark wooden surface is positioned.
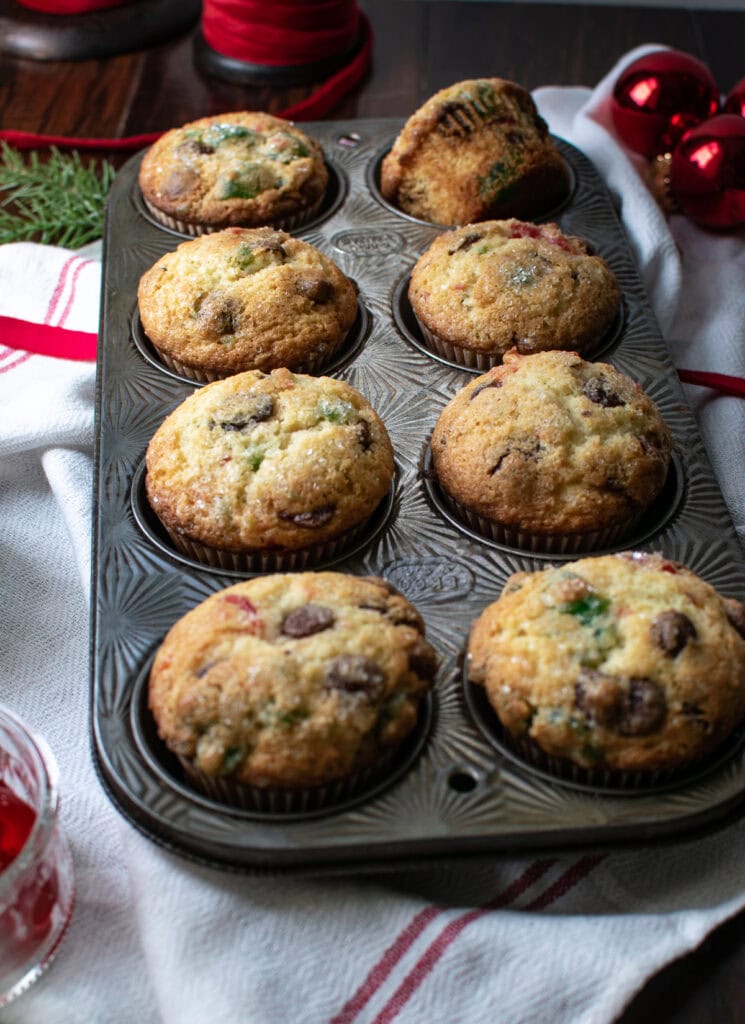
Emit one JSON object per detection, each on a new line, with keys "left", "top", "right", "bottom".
{"left": 2, "top": 1, "right": 745, "bottom": 1020}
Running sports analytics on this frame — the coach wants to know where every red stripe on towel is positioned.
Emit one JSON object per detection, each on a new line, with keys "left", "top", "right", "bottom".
{"left": 368, "top": 855, "right": 604, "bottom": 1024}
{"left": 331, "top": 859, "right": 556, "bottom": 1024}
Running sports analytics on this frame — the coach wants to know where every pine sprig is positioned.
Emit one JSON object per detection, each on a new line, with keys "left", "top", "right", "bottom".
{"left": 0, "top": 143, "right": 116, "bottom": 249}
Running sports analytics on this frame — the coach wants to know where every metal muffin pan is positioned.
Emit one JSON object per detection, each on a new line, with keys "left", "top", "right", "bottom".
{"left": 91, "top": 119, "right": 745, "bottom": 872}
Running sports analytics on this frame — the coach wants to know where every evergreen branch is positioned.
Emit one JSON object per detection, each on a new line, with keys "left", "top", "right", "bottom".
{"left": 0, "top": 143, "right": 116, "bottom": 249}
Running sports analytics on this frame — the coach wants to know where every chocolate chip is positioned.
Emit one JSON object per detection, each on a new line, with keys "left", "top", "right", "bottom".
{"left": 575, "top": 670, "right": 623, "bottom": 728}
{"left": 217, "top": 393, "right": 274, "bottom": 431}
{"left": 448, "top": 232, "right": 484, "bottom": 255}
{"left": 281, "top": 604, "right": 335, "bottom": 638}
{"left": 295, "top": 277, "right": 333, "bottom": 303}
{"left": 650, "top": 610, "right": 697, "bottom": 656}
{"left": 619, "top": 678, "right": 667, "bottom": 736}
{"left": 161, "top": 167, "right": 198, "bottom": 199}
{"left": 583, "top": 377, "right": 624, "bottom": 407}
{"left": 279, "top": 505, "right": 335, "bottom": 528}
{"left": 356, "top": 419, "right": 372, "bottom": 450}
{"left": 408, "top": 638, "right": 437, "bottom": 679}
{"left": 176, "top": 139, "right": 214, "bottom": 158}
{"left": 470, "top": 377, "right": 502, "bottom": 400}
{"left": 724, "top": 598, "right": 745, "bottom": 640}
{"left": 196, "top": 293, "right": 239, "bottom": 337}
{"left": 576, "top": 671, "right": 666, "bottom": 735}
{"left": 248, "top": 236, "right": 286, "bottom": 256}
{"left": 325, "top": 655, "right": 385, "bottom": 699}
{"left": 489, "top": 438, "right": 542, "bottom": 473}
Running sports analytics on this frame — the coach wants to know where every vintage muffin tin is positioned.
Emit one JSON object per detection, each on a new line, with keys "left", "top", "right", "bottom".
{"left": 92, "top": 119, "right": 745, "bottom": 872}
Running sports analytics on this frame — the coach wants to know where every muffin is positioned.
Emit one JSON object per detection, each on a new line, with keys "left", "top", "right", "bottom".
{"left": 467, "top": 551, "right": 745, "bottom": 781}
{"left": 137, "top": 228, "right": 358, "bottom": 382}
{"left": 145, "top": 368, "right": 394, "bottom": 571}
{"left": 408, "top": 219, "right": 621, "bottom": 370}
{"left": 380, "top": 78, "right": 570, "bottom": 225}
{"left": 138, "top": 111, "right": 328, "bottom": 234}
{"left": 149, "top": 572, "right": 437, "bottom": 809}
{"left": 430, "top": 349, "right": 673, "bottom": 553}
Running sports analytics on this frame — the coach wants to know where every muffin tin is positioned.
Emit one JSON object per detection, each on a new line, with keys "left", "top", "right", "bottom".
{"left": 91, "top": 118, "right": 745, "bottom": 872}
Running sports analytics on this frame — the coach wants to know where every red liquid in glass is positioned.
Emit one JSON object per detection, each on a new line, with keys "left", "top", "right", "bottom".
{"left": 0, "top": 779, "right": 36, "bottom": 872}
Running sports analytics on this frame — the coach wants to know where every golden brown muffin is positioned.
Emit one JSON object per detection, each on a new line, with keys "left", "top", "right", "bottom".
{"left": 409, "top": 219, "right": 621, "bottom": 370}
{"left": 380, "top": 78, "right": 570, "bottom": 225}
{"left": 431, "top": 350, "right": 672, "bottom": 550}
{"left": 137, "top": 228, "right": 358, "bottom": 382}
{"left": 145, "top": 368, "right": 394, "bottom": 570}
{"left": 149, "top": 572, "right": 437, "bottom": 802}
{"left": 467, "top": 552, "right": 745, "bottom": 776}
{"left": 138, "top": 111, "right": 328, "bottom": 234}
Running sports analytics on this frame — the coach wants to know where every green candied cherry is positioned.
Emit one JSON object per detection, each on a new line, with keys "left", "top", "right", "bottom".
{"left": 198, "top": 123, "right": 258, "bottom": 150}
{"left": 218, "top": 746, "right": 246, "bottom": 776}
{"left": 217, "top": 164, "right": 280, "bottom": 201}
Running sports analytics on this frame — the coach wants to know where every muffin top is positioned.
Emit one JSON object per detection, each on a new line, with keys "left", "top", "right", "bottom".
{"left": 137, "top": 228, "right": 358, "bottom": 377}
{"left": 409, "top": 219, "right": 621, "bottom": 358}
{"left": 145, "top": 368, "right": 394, "bottom": 552}
{"left": 149, "top": 572, "right": 437, "bottom": 788}
{"left": 467, "top": 552, "right": 745, "bottom": 773}
{"left": 380, "top": 78, "right": 570, "bottom": 225}
{"left": 138, "top": 111, "right": 328, "bottom": 229}
{"left": 431, "top": 349, "right": 672, "bottom": 536}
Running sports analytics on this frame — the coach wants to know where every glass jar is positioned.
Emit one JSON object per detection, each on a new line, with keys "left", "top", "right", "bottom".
{"left": 0, "top": 704, "right": 75, "bottom": 1006}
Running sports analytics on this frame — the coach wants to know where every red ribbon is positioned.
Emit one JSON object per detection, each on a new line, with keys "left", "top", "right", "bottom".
{"left": 677, "top": 369, "right": 745, "bottom": 399}
{"left": 203, "top": 0, "right": 361, "bottom": 67}
{"left": 0, "top": 316, "right": 96, "bottom": 361}
{"left": 15, "top": 0, "right": 130, "bottom": 12}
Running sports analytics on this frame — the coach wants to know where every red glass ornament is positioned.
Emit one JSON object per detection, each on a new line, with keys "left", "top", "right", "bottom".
{"left": 611, "top": 50, "right": 720, "bottom": 158}
{"left": 724, "top": 77, "right": 745, "bottom": 118}
{"left": 670, "top": 115, "right": 745, "bottom": 228}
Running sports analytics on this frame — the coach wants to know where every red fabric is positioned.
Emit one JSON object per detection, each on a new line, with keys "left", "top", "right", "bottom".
{"left": 16, "top": 0, "right": 130, "bottom": 13}
{"left": 203, "top": 0, "right": 361, "bottom": 66}
{"left": 0, "top": 316, "right": 97, "bottom": 361}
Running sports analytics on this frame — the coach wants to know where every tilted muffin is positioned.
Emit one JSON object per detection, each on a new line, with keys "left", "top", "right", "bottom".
{"left": 467, "top": 552, "right": 745, "bottom": 779}
{"left": 431, "top": 349, "right": 672, "bottom": 552}
{"left": 380, "top": 78, "right": 570, "bottom": 226}
{"left": 409, "top": 219, "right": 621, "bottom": 370}
{"left": 149, "top": 572, "right": 437, "bottom": 808}
{"left": 138, "top": 111, "right": 328, "bottom": 234}
{"left": 145, "top": 368, "right": 394, "bottom": 571}
{"left": 137, "top": 228, "right": 358, "bottom": 382}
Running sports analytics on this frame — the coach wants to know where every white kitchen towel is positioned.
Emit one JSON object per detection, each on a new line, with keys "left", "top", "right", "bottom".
{"left": 1, "top": 45, "right": 745, "bottom": 1024}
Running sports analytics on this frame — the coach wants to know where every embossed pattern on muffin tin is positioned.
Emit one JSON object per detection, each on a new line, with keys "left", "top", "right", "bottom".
{"left": 92, "top": 121, "right": 745, "bottom": 873}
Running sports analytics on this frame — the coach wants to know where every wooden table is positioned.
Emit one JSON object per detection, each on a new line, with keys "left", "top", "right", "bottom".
{"left": 1, "top": 1, "right": 744, "bottom": 1020}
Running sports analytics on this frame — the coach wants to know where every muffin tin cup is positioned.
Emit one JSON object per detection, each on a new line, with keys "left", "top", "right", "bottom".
{"left": 141, "top": 193, "right": 326, "bottom": 237}
{"left": 437, "top": 487, "right": 645, "bottom": 557}
{"left": 161, "top": 516, "right": 379, "bottom": 574}
{"left": 148, "top": 327, "right": 352, "bottom": 385}
{"left": 412, "top": 313, "right": 621, "bottom": 373}
{"left": 178, "top": 750, "right": 401, "bottom": 815}
{"left": 493, "top": 729, "right": 680, "bottom": 791}
{"left": 463, "top": 674, "right": 745, "bottom": 796}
